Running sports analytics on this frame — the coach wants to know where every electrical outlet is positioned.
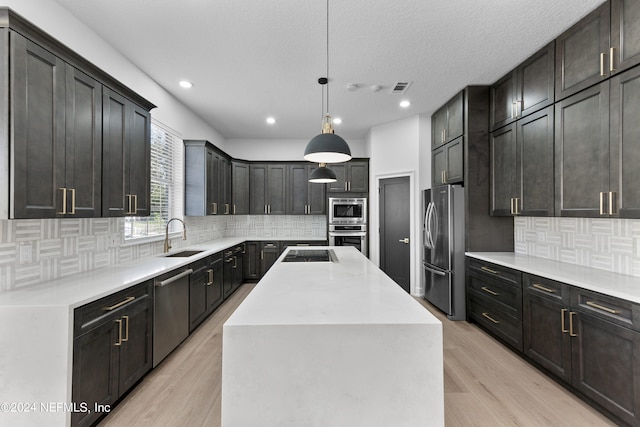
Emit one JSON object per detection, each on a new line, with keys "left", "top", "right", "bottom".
{"left": 19, "top": 243, "right": 33, "bottom": 264}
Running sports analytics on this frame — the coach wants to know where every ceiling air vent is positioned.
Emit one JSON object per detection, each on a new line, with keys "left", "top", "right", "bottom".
{"left": 390, "top": 81, "right": 412, "bottom": 94}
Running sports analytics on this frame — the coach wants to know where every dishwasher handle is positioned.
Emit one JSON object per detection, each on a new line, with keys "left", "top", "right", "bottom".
{"left": 157, "top": 269, "right": 193, "bottom": 287}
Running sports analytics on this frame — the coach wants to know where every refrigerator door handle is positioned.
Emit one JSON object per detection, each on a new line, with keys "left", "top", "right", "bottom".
{"left": 423, "top": 206, "right": 431, "bottom": 249}
{"left": 427, "top": 202, "right": 436, "bottom": 249}
{"left": 423, "top": 262, "right": 447, "bottom": 276}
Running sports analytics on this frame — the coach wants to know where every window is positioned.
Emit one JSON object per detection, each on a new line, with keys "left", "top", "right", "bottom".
{"left": 125, "top": 120, "right": 184, "bottom": 240}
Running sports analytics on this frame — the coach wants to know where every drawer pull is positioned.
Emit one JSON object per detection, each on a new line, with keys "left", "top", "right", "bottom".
{"left": 480, "top": 266, "right": 499, "bottom": 275}
{"left": 481, "top": 312, "right": 500, "bottom": 324}
{"left": 104, "top": 296, "right": 135, "bottom": 311}
{"left": 114, "top": 319, "right": 123, "bottom": 346}
{"left": 532, "top": 283, "right": 556, "bottom": 293}
{"left": 586, "top": 301, "right": 620, "bottom": 315}
{"left": 480, "top": 286, "right": 499, "bottom": 296}
{"left": 122, "top": 315, "right": 129, "bottom": 342}
{"left": 561, "top": 308, "right": 568, "bottom": 333}
{"left": 569, "top": 312, "right": 578, "bottom": 337}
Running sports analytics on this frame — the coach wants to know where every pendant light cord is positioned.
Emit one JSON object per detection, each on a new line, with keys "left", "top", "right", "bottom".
{"left": 325, "top": 0, "right": 330, "bottom": 117}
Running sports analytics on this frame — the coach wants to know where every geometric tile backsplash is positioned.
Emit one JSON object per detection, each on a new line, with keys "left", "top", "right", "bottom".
{"left": 514, "top": 216, "right": 640, "bottom": 277}
{"left": 0, "top": 215, "right": 327, "bottom": 292}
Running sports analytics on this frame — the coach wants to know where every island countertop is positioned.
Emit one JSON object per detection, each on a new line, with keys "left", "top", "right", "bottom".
{"left": 222, "top": 246, "right": 444, "bottom": 427}
{"left": 226, "top": 246, "right": 438, "bottom": 327}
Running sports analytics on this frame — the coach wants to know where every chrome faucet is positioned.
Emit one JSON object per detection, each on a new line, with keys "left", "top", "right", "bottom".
{"left": 164, "top": 218, "right": 187, "bottom": 253}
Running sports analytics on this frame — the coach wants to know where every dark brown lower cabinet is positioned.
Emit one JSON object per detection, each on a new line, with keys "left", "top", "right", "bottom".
{"left": 72, "top": 281, "right": 153, "bottom": 427}
{"left": 260, "top": 242, "right": 281, "bottom": 276}
{"left": 523, "top": 273, "right": 640, "bottom": 426}
{"left": 189, "top": 254, "right": 224, "bottom": 332}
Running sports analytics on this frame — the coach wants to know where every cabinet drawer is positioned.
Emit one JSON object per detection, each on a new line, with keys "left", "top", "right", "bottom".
{"left": 74, "top": 281, "right": 152, "bottom": 336}
{"left": 467, "top": 259, "right": 521, "bottom": 287}
{"left": 468, "top": 270, "right": 522, "bottom": 319}
{"left": 523, "top": 273, "right": 570, "bottom": 304}
{"left": 469, "top": 294, "right": 523, "bottom": 352}
{"left": 572, "top": 288, "right": 640, "bottom": 332}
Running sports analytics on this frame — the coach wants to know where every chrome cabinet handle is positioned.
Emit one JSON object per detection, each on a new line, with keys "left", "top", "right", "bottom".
{"left": 115, "top": 319, "right": 123, "bottom": 346}
{"left": 569, "top": 312, "right": 577, "bottom": 337}
{"left": 122, "top": 315, "right": 129, "bottom": 342}
{"left": 561, "top": 309, "right": 568, "bottom": 333}
{"left": 610, "top": 47, "right": 615, "bottom": 72}
{"left": 600, "top": 52, "right": 606, "bottom": 76}
{"left": 69, "top": 188, "right": 76, "bottom": 214}
{"left": 59, "top": 188, "right": 68, "bottom": 214}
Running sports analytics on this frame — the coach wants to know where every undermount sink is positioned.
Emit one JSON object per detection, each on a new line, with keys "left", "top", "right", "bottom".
{"left": 164, "top": 250, "right": 204, "bottom": 257}
{"left": 281, "top": 249, "right": 338, "bottom": 263}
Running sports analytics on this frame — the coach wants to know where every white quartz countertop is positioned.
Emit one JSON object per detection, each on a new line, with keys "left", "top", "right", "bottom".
{"left": 0, "top": 237, "right": 323, "bottom": 309}
{"left": 466, "top": 252, "right": 640, "bottom": 304}
{"left": 226, "top": 246, "right": 440, "bottom": 326}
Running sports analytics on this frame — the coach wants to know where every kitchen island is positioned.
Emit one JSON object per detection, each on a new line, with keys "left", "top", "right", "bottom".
{"left": 222, "top": 246, "right": 444, "bottom": 427}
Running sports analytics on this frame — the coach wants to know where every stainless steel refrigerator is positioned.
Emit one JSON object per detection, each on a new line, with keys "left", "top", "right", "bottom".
{"left": 423, "top": 184, "right": 466, "bottom": 320}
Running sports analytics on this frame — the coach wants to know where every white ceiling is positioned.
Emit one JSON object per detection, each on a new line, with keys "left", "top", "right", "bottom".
{"left": 54, "top": 0, "right": 605, "bottom": 141}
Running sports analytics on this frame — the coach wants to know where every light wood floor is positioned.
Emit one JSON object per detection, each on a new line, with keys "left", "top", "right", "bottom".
{"left": 98, "top": 283, "right": 616, "bottom": 427}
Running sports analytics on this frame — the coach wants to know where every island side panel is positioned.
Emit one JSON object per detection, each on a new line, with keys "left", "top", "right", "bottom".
{"left": 222, "top": 322, "right": 443, "bottom": 427}
{"left": 0, "top": 306, "right": 71, "bottom": 427}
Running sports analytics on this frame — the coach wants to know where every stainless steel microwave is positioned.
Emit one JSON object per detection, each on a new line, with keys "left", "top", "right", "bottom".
{"left": 328, "top": 198, "right": 367, "bottom": 224}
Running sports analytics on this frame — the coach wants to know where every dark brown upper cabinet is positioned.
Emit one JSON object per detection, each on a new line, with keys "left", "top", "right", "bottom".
{"left": 431, "top": 91, "right": 464, "bottom": 149}
{"left": 11, "top": 32, "right": 102, "bottom": 219}
{"left": 432, "top": 137, "right": 464, "bottom": 186}
{"left": 491, "top": 106, "right": 554, "bottom": 217}
{"left": 1, "top": 8, "right": 154, "bottom": 220}
{"left": 555, "top": 0, "right": 640, "bottom": 101}
{"left": 102, "top": 88, "right": 151, "bottom": 217}
{"left": 288, "top": 164, "right": 326, "bottom": 215}
{"left": 555, "top": 3, "right": 610, "bottom": 100}
{"left": 232, "top": 161, "right": 250, "bottom": 215}
{"left": 490, "top": 42, "right": 555, "bottom": 131}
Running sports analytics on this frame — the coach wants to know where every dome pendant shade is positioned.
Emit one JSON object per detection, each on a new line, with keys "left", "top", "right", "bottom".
{"left": 308, "top": 163, "right": 337, "bottom": 183}
{"left": 304, "top": 132, "right": 351, "bottom": 163}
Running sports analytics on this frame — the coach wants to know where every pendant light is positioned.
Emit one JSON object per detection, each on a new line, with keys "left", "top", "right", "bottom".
{"left": 308, "top": 162, "right": 338, "bottom": 183}
{"left": 303, "top": 0, "right": 351, "bottom": 165}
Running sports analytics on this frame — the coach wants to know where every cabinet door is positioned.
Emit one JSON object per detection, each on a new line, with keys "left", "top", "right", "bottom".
{"left": 307, "top": 165, "right": 327, "bottom": 214}
{"left": 72, "top": 319, "right": 119, "bottom": 427}
{"left": 118, "top": 295, "right": 153, "bottom": 394}
{"left": 11, "top": 32, "right": 66, "bottom": 218}
{"left": 223, "top": 252, "right": 234, "bottom": 298}
{"left": 327, "top": 163, "right": 347, "bottom": 192}
{"left": 555, "top": 82, "right": 610, "bottom": 217}
{"left": 64, "top": 66, "right": 102, "bottom": 218}
{"left": 347, "top": 161, "right": 369, "bottom": 193}
{"left": 431, "top": 105, "right": 447, "bottom": 149}
{"left": 517, "top": 106, "right": 554, "bottom": 216}
{"left": 219, "top": 157, "right": 231, "bottom": 215}
{"left": 523, "top": 293, "right": 572, "bottom": 383}
{"left": 610, "top": 66, "right": 640, "bottom": 218}
{"left": 490, "top": 71, "right": 517, "bottom": 131}
{"left": 206, "top": 149, "right": 217, "bottom": 214}
{"left": 189, "top": 267, "right": 209, "bottom": 331}
{"left": 555, "top": 3, "right": 610, "bottom": 100}
{"left": 444, "top": 137, "right": 463, "bottom": 184}
{"left": 490, "top": 123, "right": 517, "bottom": 216}
{"left": 128, "top": 103, "right": 151, "bottom": 216}
{"left": 518, "top": 41, "right": 555, "bottom": 118}
{"left": 249, "top": 164, "right": 267, "bottom": 214}
{"left": 243, "top": 242, "right": 260, "bottom": 281}
{"left": 431, "top": 146, "right": 446, "bottom": 186}
{"left": 102, "top": 88, "right": 128, "bottom": 217}
{"left": 267, "top": 164, "right": 287, "bottom": 214}
{"left": 611, "top": 0, "right": 640, "bottom": 74}
{"left": 260, "top": 242, "right": 280, "bottom": 276}
{"left": 446, "top": 91, "right": 464, "bottom": 142}
{"left": 232, "top": 161, "right": 250, "bottom": 214}
{"left": 571, "top": 311, "right": 640, "bottom": 426}
{"left": 288, "top": 163, "right": 309, "bottom": 215}
{"left": 207, "top": 257, "right": 224, "bottom": 312}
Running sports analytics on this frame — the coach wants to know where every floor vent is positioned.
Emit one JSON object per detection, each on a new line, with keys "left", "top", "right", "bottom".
{"left": 390, "top": 81, "right": 412, "bottom": 94}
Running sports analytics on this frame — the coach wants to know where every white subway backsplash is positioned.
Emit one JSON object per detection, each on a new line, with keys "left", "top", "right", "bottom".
{"left": 0, "top": 215, "right": 326, "bottom": 292}
{"left": 514, "top": 217, "right": 640, "bottom": 277}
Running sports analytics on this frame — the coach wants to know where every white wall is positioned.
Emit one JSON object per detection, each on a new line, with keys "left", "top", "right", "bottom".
{"left": 368, "top": 115, "right": 428, "bottom": 295}
{"left": 226, "top": 138, "right": 368, "bottom": 161}
{"left": 2, "top": 0, "right": 225, "bottom": 148}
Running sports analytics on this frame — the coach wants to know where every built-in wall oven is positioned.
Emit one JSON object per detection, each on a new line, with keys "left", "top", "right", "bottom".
{"left": 328, "top": 224, "right": 368, "bottom": 256}
{"left": 328, "top": 198, "right": 368, "bottom": 256}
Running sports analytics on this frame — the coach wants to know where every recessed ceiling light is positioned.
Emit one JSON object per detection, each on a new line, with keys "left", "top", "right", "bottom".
{"left": 333, "top": 117, "right": 342, "bottom": 124}
{"left": 266, "top": 117, "right": 276, "bottom": 125}
{"left": 179, "top": 80, "right": 194, "bottom": 89}
{"left": 399, "top": 100, "right": 411, "bottom": 108}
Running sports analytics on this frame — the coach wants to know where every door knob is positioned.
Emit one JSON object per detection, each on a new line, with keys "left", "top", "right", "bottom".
{"left": 399, "top": 238, "right": 409, "bottom": 244}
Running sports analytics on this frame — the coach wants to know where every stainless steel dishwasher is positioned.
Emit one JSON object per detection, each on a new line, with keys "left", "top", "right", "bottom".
{"left": 153, "top": 267, "right": 192, "bottom": 367}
